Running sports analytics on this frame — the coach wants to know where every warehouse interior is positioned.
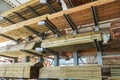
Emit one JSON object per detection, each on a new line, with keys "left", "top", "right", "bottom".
{"left": 0, "top": 0, "right": 120, "bottom": 80}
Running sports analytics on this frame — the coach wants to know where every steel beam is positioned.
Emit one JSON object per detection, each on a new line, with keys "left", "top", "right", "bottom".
{"left": 68, "top": 0, "right": 74, "bottom": 8}
{"left": 3, "top": 17, "right": 15, "bottom": 24}
{"left": 27, "top": 6, "right": 40, "bottom": 17}
{"left": 63, "top": 14, "right": 78, "bottom": 34}
{"left": 54, "top": 54, "right": 59, "bottom": 66}
{"left": 44, "top": 48, "right": 59, "bottom": 66}
{"left": 0, "top": 55, "right": 17, "bottom": 59}
{"left": 45, "top": 18, "right": 61, "bottom": 37}
{"left": 0, "top": 34, "right": 17, "bottom": 42}
{"left": 46, "top": 1, "right": 56, "bottom": 13}
{"left": 20, "top": 50, "right": 43, "bottom": 57}
{"left": 13, "top": 12, "right": 27, "bottom": 20}
{"left": 94, "top": 39, "right": 103, "bottom": 65}
{"left": 91, "top": 6, "right": 99, "bottom": 31}
{"left": 73, "top": 51, "right": 79, "bottom": 66}
{"left": 79, "top": 57, "right": 85, "bottom": 65}
{"left": 24, "top": 26, "right": 40, "bottom": 37}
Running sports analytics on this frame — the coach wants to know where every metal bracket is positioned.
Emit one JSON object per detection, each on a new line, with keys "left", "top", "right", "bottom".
{"left": 91, "top": 6, "right": 99, "bottom": 31}
{"left": 68, "top": 0, "right": 74, "bottom": 8}
{"left": 63, "top": 14, "right": 78, "bottom": 34}
{"left": 13, "top": 12, "right": 27, "bottom": 20}
{"left": 24, "top": 26, "right": 40, "bottom": 37}
{"left": 79, "top": 56, "right": 85, "bottom": 65}
{"left": 27, "top": 6, "right": 40, "bottom": 17}
{"left": 44, "top": 48, "right": 59, "bottom": 66}
{"left": 0, "top": 34, "right": 17, "bottom": 42}
{"left": 46, "top": 1, "right": 56, "bottom": 13}
{"left": 3, "top": 17, "right": 15, "bottom": 24}
{"left": 45, "top": 18, "right": 61, "bottom": 37}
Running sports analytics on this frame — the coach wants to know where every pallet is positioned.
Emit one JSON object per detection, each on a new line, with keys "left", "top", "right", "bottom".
{"left": 0, "top": 0, "right": 62, "bottom": 27}
{"left": 39, "top": 65, "right": 102, "bottom": 80}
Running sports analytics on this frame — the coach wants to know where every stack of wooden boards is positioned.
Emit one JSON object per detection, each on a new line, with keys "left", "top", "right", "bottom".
{"left": 41, "top": 31, "right": 102, "bottom": 51}
{"left": 39, "top": 65, "right": 102, "bottom": 80}
{"left": 110, "top": 65, "right": 120, "bottom": 77}
{"left": 64, "top": 0, "right": 92, "bottom": 8}
{"left": 0, "top": 0, "right": 62, "bottom": 27}
{"left": 0, "top": 63, "right": 43, "bottom": 79}
{"left": 0, "top": 0, "right": 119, "bottom": 43}
{"left": 110, "top": 20, "right": 120, "bottom": 41}
{"left": 109, "top": 20, "right": 120, "bottom": 49}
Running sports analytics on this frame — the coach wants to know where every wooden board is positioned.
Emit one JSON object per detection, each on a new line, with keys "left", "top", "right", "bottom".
{"left": 0, "top": 42, "right": 43, "bottom": 57}
{"left": 48, "top": 0, "right": 120, "bottom": 30}
{"left": 41, "top": 31, "right": 102, "bottom": 52}
{"left": 39, "top": 65, "right": 102, "bottom": 79}
{"left": 0, "top": 63, "right": 43, "bottom": 78}
{"left": 0, "top": 14, "right": 49, "bottom": 40}
{"left": 0, "top": 0, "right": 62, "bottom": 27}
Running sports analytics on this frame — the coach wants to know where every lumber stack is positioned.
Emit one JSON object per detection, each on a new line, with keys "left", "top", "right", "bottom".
{"left": 41, "top": 31, "right": 102, "bottom": 52}
{"left": 48, "top": 0, "right": 120, "bottom": 30}
{"left": 110, "top": 20, "right": 120, "bottom": 41}
{"left": 0, "top": 0, "right": 62, "bottom": 27}
{"left": 110, "top": 65, "right": 120, "bottom": 77}
{"left": 39, "top": 65, "right": 102, "bottom": 80}
{"left": 64, "top": 0, "right": 92, "bottom": 8}
{"left": 0, "top": 63, "right": 43, "bottom": 78}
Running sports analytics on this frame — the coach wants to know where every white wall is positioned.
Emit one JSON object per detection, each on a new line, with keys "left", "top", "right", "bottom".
{"left": 0, "top": 0, "right": 12, "bottom": 14}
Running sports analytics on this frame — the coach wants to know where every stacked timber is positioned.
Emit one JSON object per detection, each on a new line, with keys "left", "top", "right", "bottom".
{"left": 110, "top": 65, "right": 120, "bottom": 77}
{"left": 39, "top": 65, "right": 102, "bottom": 80}
{"left": 0, "top": 63, "right": 43, "bottom": 79}
{"left": 64, "top": 0, "right": 92, "bottom": 8}
{"left": 0, "top": 0, "right": 62, "bottom": 27}
{"left": 41, "top": 31, "right": 102, "bottom": 52}
{"left": 110, "top": 20, "right": 120, "bottom": 41}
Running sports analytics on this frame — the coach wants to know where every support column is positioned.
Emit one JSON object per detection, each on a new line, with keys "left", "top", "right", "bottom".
{"left": 97, "top": 51, "right": 103, "bottom": 65}
{"left": 54, "top": 54, "right": 59, "bottom": 66}
{"left": 73, "top": 51, "right": 79, "bottom": 66}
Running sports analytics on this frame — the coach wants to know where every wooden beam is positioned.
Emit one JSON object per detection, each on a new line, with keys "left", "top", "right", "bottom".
{"left": 48, "top": 0, "right": 120, "bottom": 30}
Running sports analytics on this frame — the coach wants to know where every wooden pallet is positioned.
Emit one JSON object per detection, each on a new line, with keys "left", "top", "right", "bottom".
{"left": 41, "top": 31, "right": 102, "bottom": 52}
{"left": 0, "top": 0, "right": 62, "bottom": 27}
{"left": 39, "top": 65, "right": 102, "bottom": 80}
